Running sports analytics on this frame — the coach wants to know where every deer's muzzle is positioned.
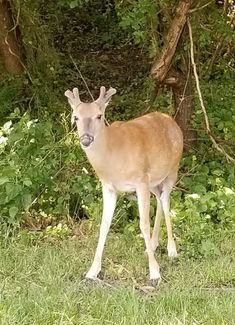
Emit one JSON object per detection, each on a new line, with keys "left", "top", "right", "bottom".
{"left": 80, "top": 133, "right": 94, "bottom": 148}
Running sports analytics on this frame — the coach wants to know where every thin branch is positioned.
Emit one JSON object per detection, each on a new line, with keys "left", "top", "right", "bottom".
{"left": 173, "top": 57, "right": 192, "bottom": 119}
{"left": 187, "top": 19, "right": 235, "bottom": 164}
{"left": 176, "top": 163, "right": 199, "bottom": 185}
{"left": 223, "top": 0, "right": 228, "bottom": 13}
{"left": 69, "top": 54, "right": 110, "bottom": 125}
{"left": 35, "top": 128, "right": 75, "bottom": 167}
{"left": 189, "top": 1, "right": 213, "bottom": 13}
{"left": 9, "top": 1, "right": 20, "bottom": 33}
{"left": 69, "top": 54, "right": 94, "bottom": 101}
{"left": 3, "top": 5, "right": 33, "bottom": 82}
{"left": 206, "top": 38, "right": 224, "bottom": 77}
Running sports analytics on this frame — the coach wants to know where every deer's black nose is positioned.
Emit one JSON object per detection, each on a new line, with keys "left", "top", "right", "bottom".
{"left": 80, "top": 134, "right": 94, "bottom": 148}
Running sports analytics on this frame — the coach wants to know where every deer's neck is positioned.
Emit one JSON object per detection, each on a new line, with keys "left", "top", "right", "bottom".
{"left": 84, "top": 127, "right": 110, "bottom": 178}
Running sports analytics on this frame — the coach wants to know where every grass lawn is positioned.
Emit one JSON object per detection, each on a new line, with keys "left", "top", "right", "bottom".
{"left": 0, "top": 225, "right": 234, "bottom": 325}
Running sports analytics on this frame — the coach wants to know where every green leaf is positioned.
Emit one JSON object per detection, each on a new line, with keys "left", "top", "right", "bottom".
{"left": 57, "top": 196, "right": 64, "bottom": 205}
{"left": 5, "top": 183, "right": 21, "bottom": 201}
{"left": 71, "top": 183, "right": 81, "bottom": 194}
{"left": 213, "top": 169, "right": 223, "bottom": 176}
{"left": 23, "top": 179, "right": 32, "bottom": 187}
{"left": 194, "top": 185, "right": 207, "bottom": 194}
{"left": 69, "top": 0, "right": 79, "bottom": 8}
{"left": 3, "top": 121, "right": 12, "bottom": 131}
{"left": 9, "top": 206, "right": 19, "bottom": 218}
{"left": 0, "top": 176, "right": 9, "bottom": 185}
{"left": 22, "top": 194, "right": 32, "bottom": 210}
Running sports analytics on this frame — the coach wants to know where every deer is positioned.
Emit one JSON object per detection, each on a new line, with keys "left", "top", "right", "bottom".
{"left": 65, "top": 86, "right": 183, "bottom": 282}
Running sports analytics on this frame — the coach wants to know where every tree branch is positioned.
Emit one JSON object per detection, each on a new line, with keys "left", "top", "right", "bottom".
{"left": 187, "top": 19, "right": 235, "bottom": 164}
{"left": 151, "top": 0, "right": 192, "bottom": 82}
{"left": 189, "top": 1, "right": 213, "bottom": 13}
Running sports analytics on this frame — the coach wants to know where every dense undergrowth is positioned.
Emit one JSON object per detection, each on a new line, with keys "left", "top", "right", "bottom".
{"left": 0, "top": 78, "right": 234, "bottom": 259}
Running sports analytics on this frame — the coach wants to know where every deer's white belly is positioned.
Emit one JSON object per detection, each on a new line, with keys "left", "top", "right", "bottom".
{"left": 102, "top": 180, "right": 136, "bottom": 193}
{"left": 102, "top": 175, "right": 164, "bottom": 193}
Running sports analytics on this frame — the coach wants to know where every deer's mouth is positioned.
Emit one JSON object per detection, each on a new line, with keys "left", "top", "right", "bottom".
{"left": 80, "top": 133, "right": 94, "bottom": 149}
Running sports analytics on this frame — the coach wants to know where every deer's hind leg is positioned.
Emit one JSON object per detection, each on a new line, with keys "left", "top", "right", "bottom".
{"left": 160, "top": 174, "right": 178, "bottom": 257}
{"left": 136, "top": 183, "right": 161, "bottom": 280}
{"left": 150, "top": 186, "right": 163, "bottom": 252}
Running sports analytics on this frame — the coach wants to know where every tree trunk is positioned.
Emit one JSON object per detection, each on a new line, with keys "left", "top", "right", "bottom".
{"left": 165, "top": 68, "right": 197, "bottom": 149}
{"left": 0, "top": 0, "right": 23, "bottom": 74}
{"left": 151, "top": 0, "right": 192, "bottom": 81}
{"left": 151, "top": 0, "right": 197, "bottom": 150}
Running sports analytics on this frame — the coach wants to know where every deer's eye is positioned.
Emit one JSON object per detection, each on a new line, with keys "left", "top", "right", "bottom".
{"left": 97, "top": 114, "right": 102, "bottom": 120}
{"left": 74, "top": 116, "right": 79, "bottom": 122}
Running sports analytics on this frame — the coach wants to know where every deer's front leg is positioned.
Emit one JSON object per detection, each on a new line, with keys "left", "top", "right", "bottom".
{"left": 85, "top": 183, "right": 117, "bottom": 280}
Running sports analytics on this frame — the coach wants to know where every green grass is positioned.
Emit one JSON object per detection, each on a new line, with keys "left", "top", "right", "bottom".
{"left": 0, "top": 227, "right": 234, "bottom": 325}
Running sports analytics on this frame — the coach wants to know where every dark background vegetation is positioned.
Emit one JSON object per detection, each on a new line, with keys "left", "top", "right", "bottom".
{"left": 0, "top": 0, "right": 234, "bottom": 258}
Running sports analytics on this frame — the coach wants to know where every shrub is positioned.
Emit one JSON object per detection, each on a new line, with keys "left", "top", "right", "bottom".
{"left": 0, "top": 112, "right": 96, "bottom": 234}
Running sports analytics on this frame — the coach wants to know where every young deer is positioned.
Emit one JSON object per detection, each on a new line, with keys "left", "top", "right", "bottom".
{"left": 65, "top": 86, "right": 183, "bottom": 281}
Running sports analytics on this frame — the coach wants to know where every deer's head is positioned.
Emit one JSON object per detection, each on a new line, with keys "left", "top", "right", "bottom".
{"left": 65, "top": 86, "right": 116, "bottom": 149}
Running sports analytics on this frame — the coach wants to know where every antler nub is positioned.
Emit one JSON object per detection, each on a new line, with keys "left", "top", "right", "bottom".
{"left": 95, "top": 86, "right": 116, "bottom": 107}
{"left": 95, "top": 86, "right": 106, "bottom": 104}
{"left": 64, "top": 90, "right": 73, "bottom": 100}
{"left": 64, "top": 87, "right": 81, "bottom": 108}
{"left": 73, "top": 87, "right": 79, "bottom": 98}
{"left": 105, "top": 87, "right": 117, "bottom": 101}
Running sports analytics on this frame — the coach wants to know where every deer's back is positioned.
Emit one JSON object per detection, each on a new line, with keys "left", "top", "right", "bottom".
{"left": 97, "top": 112, "right": 183, "bottom": 191}
{"left": 108, "top": 112, "right": 183, "bottom": 161}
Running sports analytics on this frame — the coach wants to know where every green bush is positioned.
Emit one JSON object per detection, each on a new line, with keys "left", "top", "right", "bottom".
{"left": 0, "top": 112, "right": 99, "bottom": 234}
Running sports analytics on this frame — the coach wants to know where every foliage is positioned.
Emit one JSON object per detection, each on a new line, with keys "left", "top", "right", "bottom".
{"left": 0, "top": 75, "right": 26, "bottom": 121}
{"left": 0, "top": 113, "right": 99, "bottom": 234}
{"left": 195, "top": 81, "right": 235, "bottom": 144}
{"left": 57, "top": 0, "right": 89, "bottom": 8}
{"left": 174, "top": 155, "right": 235, "bottom": 258}
{"left": 0, "top": 0, "right": 234, "bottom": 264}
{"left": 117, "top": 0, "right": 158, "bottom": 46}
